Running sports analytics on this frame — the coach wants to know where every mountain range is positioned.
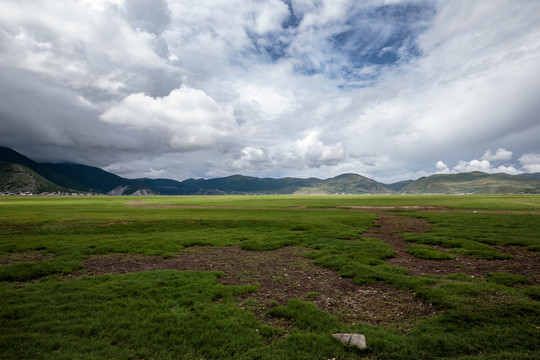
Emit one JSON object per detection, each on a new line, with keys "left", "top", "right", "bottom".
{"left": 1, "top": 146, "right": 539, "bottom": 195}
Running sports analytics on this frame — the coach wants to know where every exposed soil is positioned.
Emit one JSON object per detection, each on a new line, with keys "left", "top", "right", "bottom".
{"left": 0, "top": 250, "right": 51, "bottom": 266}
{"left": 80, "top": 245, "right": 436, "bottom": 329}
{"left": 341, "top": 206, "right": 447, "bottom": 211}
{"left": 359, "top": 210, "right": 540, "bottom": 285}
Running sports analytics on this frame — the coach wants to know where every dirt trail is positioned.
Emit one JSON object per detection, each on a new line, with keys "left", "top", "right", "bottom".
{"left": 360, "top": 210, "right": 540, "bottom": 284}
{"left": 0, "top": 250, "right": 51, "bottom": 266}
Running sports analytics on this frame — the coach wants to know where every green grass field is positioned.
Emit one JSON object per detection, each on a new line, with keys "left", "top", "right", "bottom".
{"left": 1, "top": 195, "right": 539, "bottom": 359}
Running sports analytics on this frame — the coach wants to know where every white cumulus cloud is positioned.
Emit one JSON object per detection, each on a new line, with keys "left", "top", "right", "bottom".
{"left": 481, "top": 148, "right": 513, "bottom": 162}
{"left": 453, "top": 159, "right": 493, "bottom": 173}
{"left": 220, "top": 146, "right": 275, "bottom": 173}
{"left": 437, "top": 149, "right": 524, "bottom": 176}
{"left": 100, "top": 86, "right": 236, "bottom": 151}
{"left": 293, "top": 131, "right": 345, "bottom": 168}
{"left": 436, "top": 160, "right": 450, "bottom": 174}
{"left": 519, "top": 153, "right": 540, "bottom": 173}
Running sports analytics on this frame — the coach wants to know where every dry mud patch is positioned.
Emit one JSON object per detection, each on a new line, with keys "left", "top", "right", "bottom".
{"left": 0, "top": 250, "right": 51, "bottom": 266}
{"left": 81, "top": 245, "right": 435, "bottom": 329}
{"left": 361, "top": 210, "right": 540, "bottom": 284}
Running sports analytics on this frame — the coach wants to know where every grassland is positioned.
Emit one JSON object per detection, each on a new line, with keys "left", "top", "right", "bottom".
{"left": 1, "top": 195, "right": 539, "bottom": 359}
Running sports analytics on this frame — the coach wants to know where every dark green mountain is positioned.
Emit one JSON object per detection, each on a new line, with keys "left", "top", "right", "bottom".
{"left": 184, "top": 175, "right": 322, "bottom": 194}
{"left": 384, "top": 180, "right": 414, "bottom": 192}
{"left": 0, "top": 162, "right": 64, "bottom": 193}
{"left": 295, "top": 173, "right": 393, "bottom": 194}
{"left": 0, "top": 146, "right": 85, "bottom": 191}
{"left": 42, "top": 163, "right": 155, "bottom": 195}
{"left": 139, "top": 174, "right": 393, "bottom": 195}
{"left": 519, "top": 172, "right": 540, "bottom": 179}
{"left": 42, "top": 163, "right": 134, "bottom": 194}
{"left": 140, "top": 175, "right": 320, "bottom": 195}
{"left": 400, "top": 171, "right": 540, "bottom": 194}
{"left": 0, "top": 147, "right": 153, "bottom": 195}
{"left": 137, "top": 178, "right": 194, "bottom": 195}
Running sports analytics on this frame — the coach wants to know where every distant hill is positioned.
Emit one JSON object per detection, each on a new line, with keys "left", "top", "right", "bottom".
{"left": 0, "top": 146, "right": 153, "bottom": 195}
{"left": 41, "top": 163, "right": 154, "bottom": 195}
{"left": 0, "top": 146, "right": 85, "bottom": 191}
{"left": 519, "top": 172, "right": 540, "bottom": 179}
{"left": 400, "top": 171, "right": 540, "bottom": 194}
{"left": 0, "top": 162, "right": 64, "bottom": 193}
{"left": 295, "top": 173, "right": 393, "bottom": 194}
{"left": 180, "top": 175, "right": 322, "bottom": 194}
{"left": 41, "top": 163, "right": 152, "bottom": 195}
{"left": 2, "top": 146, "right": 540, "bottom": 195}
{"left": 136, "top": 178, "right": 194, "bottom": 195}
{"left": 384, "top": 180, "right": 414, "bottom": 192}
{"left": 138, "top": 174, "right": 389, "bottom": 195}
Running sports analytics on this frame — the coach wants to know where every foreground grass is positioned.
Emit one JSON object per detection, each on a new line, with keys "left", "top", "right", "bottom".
{"left": 1, "top": 195, "right": 539, "bottom": 359}
{"left": 1, "top": 272, "right": 264, "bottom": 359}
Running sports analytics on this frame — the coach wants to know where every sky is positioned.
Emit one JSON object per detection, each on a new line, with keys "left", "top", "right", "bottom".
{"left": 1, "top": 0, "right": 540, "bottom": 183}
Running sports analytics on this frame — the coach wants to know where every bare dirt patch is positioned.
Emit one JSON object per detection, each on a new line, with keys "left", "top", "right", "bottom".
{"left": 0, "top": 250, "right": 51, "bottom": 266}
{"left": 81, "top": 245, "right": 436, "bottom": 329}
{"left": 362, "top": 211, "right": 540, "bottom": 284}
{"left": 76, "top": 207, "right": 539, "bottom": 330}
{"left": 341, "top": 205, "right": 447, "bottom": 211}
{"left": 98, "top": 221, "right": 133, "bottom": 227}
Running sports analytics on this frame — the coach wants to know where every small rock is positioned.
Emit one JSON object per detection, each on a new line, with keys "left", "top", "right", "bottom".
{"left": 332, "top": 333, "right": 366, "bottom": 349}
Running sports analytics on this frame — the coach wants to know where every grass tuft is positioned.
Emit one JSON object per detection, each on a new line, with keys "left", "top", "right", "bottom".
{"left": 486, "top": 272, "right": 531, "bottom": 286}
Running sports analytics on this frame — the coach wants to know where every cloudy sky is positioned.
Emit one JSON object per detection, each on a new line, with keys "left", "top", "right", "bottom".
{"left": 1, "top": 0, "right": 540, "bottom": 183}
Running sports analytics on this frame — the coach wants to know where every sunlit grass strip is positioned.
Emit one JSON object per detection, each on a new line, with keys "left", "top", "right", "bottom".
{"left": 486, "top": 272, "right": 531, "bottom": 286}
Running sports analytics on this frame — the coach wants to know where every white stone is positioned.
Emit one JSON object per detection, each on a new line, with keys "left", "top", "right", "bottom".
{"left": 332, "top": 333, "right": 367, "bottom": 349}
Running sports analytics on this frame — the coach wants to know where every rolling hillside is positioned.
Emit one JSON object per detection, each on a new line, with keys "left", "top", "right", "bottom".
{"left": 400, "top": 171, "right": 540, "bottom": 194}
{"left": 294, "top": 173, "right": 392, "bottom": 194}
{"left": 0, "top": 147, "right": 152, "bottom": 195}
{"left": 41, "top": 163, "right": 153, "bottom": 195}
{"left": 0, "top": 162, "right": 65, "bottom": 193}
{"left": 0, "top": 146, "right": 86, "bottom": 191}
{"left": 384, "top": 180, "right": 414, "bottom": 192}
{"left": 173, "top": 175, "right": 323, "bottom": 195}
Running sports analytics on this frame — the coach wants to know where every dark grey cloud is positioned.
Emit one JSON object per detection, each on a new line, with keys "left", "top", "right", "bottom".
{"left": 0, "top": 68, "right": 170, "bottom": 166}
{"left": 123, "top": 0, "right": 172, "bottom": 34}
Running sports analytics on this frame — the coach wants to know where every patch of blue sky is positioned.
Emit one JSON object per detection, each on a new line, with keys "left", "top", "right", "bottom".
{"left": 282, "top": 0, "right": 301, "bottom": 29}
{"left": 248, "top": 33, "right": 291, "bottom": 63}
{"left": 337, "top": 3, "right": 435, "bottom": 66}
{"left": 334, "top": 64, "right": 383, "bottom": 90}
{"left": 292, "top": 56, "right": 323, "bottom": 77}
{"left": 308, "top": 2, "right": 434, "bottom": 81}
{"left": 244, "top": 1, "right": 434, "bottom": 83}
{"left": 243, "top": 0, "right": 300, "bottom": 63}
